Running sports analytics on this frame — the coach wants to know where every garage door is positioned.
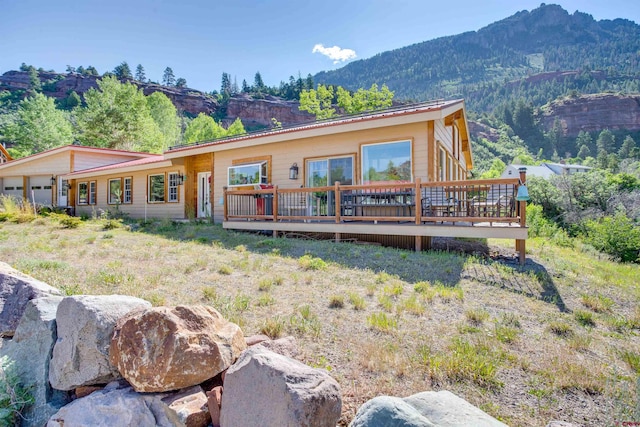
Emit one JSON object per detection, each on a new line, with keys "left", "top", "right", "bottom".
{"left": 2, "top": 177, "right": 24, "bottom": 201}
{"left": 28, "top": 176, "right": 53, "bottom": 205}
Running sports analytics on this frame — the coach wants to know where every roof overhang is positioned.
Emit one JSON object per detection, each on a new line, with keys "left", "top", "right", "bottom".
{"left": 62, "top": 159, "right": 172, "bottom": 180}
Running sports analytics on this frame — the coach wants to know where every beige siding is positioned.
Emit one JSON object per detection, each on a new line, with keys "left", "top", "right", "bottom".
{"left": 74, "top": 165, "right": 185, "bottom": 219}
{"left": 211, "top": 121, "right": 431, "bottom": 222}
{"left": 73, "top": 152, "right": 144, "bottom": 172}
{"left": 434, "top": 120, "right": 452, "bottom": 152}
{"left": 0, "top": 151, "right": 71, "bottom": 176}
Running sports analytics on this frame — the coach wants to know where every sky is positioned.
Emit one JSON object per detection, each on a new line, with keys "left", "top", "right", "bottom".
{"left": 1, "top": 0, "right": 639, "bottom": 93}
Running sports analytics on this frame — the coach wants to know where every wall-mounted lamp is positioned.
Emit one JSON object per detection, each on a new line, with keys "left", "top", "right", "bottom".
{"left": 177, "top": 174, "right": 185, "bottom": 185}
{"left": 50, "top": 175, "right": 56, "bottom": 185}
{"left": 289, "top": 163, "right": 299, "bottom": 180}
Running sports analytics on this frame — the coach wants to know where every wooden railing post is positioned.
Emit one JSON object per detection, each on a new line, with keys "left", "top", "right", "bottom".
{"left": 272, "top": 185, "right": 278, "bottom": 222}
{"left": 517, "top": 167, "right": 527, "bottom": 265}
{"left": 335, "top": 181, "right": 341, "bottom": 223}
{"left": 415, "top": 178, "right": 422, "bottom": 225}
{"left": 223, "top": 186, "right": 228, "bottom": 221}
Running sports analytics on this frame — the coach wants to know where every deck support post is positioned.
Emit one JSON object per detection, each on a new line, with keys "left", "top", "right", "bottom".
{"left": 516, "top": 239, "right": 525, "bottom": 265}
{"left": 517, "top": 167, "right": 528, "bottom": 265}
{"left": 335, "top": 233, "right": 341, "bottom": 243}
{"left": 415, "top": 235, "right": 422, "bottom": 252}
{"left": 223, "top": 187, "right": 228, "bottom": 221}
{"left": 415, "top": 178, "right": 422, "bottom": 225}
{"left": 272, "top": 185, "right": 278, "bottom": 222}
{"left": 424, "top": 236, "right": 432, "bottom": 249}
{"left": 273, "top": 230, "right": 278, "bottom": 238}
{"left": 334, "top": 181, "right": 341, "bottom": 223}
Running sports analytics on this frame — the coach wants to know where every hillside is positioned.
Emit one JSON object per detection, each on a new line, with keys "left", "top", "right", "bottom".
{"left": 314, "top": 4, "right": 640, "bottom": 109}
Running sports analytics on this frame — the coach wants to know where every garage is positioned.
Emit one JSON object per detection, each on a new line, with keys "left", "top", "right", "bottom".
{"left": 2, "top": 177, "right": 24, "bottom": 201}
{"left": 28, "top": 176, "right": 53, "bottom": 205}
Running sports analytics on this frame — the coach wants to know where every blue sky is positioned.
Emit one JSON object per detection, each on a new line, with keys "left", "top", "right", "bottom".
{"left": 1, "top": 0, "right": 639, "bottom": 93}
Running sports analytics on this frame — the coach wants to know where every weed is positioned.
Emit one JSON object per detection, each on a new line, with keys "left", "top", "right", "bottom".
{"left": 377, "top": 295, "right": 394, "bottom": 312}
{"left": 256, "top": 294, "right": 275, "bottom": 306}
{"left": 288, "top": 306, "right": 321, "bottom": 338}
{"left": 146, "top": 293, "right": 166, "bottom": 306}
{"left": 311, "top": 355, "right": 333, "bottom": 371}
{"left": 298, "top": 254, "right": 327, "bottom": 271}
{"left": 548, "top": 321, "right": 574, "bottom": 337}
{"left": 348, "top": 292, "right": 366, "bottom": 310}
{"left": 202, "top": 286, "right": 218, "bottom": 302}
{"left": 234, "top": 244, "right": 247, "bottom": 252}
{"left": 581, "top": 294, "right": 614, "bottom": 313}
{"left": 434, "top": 283, "right": 464, "bottom": 302}
{"left": 568, "top": 333, "right": 592, "bottom": 352}
{"left": 494, "top": 324, "right": 520, "bottom": 344}
{"left": 397, "top": 295, "right": 425, "bottom": 316}
{"left": 329, "top": 295, "right": 344, "bottom": 308}
{"left": 375, "top": 272, "right": 393, "bottom": 284}
{"left": 0, "top": 356, "right": 34, "bottom": 426}
{"left": 365, "top": 283, "right": 376, "bottom": 297}
{"left": 59, "top": 283, "right": 82, "bottom": 296}
{"left": 233, "top": 293, "right": 251, "bottom": 312}
{"left": 574, "top": 309, "right": 596, "bottom": 327}
{"left": 260, "top": 316, "right": 285, "bottom": 339}
{"left": 258, "top": 278, "right": 273, "bottom": 292}
{"left": 382, "top": 282, "right": 403, "bottom": 297}
{"left": 499, "top": 312, "right": 521, "bottom": 328}
{"left": 619, "top": 349, "right": 640, "bottom": 374}
{"left": 465, "top": 308, "right": 490, "bottom": 325}
{"left": 367, "top": 312, "right": 398, "bottom": 333}
{"left": 218, "top": 265, "right": 233, "bottom": 275}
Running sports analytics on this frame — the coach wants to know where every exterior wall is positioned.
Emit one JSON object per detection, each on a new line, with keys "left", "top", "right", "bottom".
{"left": 0, "top": 151, "right": 71, "bottom": 177}
{"left": 74, "top": 165, "right": 185, "bottom": 219}
{"left": 73, "top": 152, "right": 144, "bottom": 172}
{"left": 208, "top": 119, "right": 463, "bottom": 222}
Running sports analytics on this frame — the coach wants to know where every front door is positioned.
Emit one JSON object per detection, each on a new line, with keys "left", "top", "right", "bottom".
{"left": 58, "top": 177, "right": 68, "bottom": 207}
{"left": 197, "top": 172, "right": 211, "bottom": 218}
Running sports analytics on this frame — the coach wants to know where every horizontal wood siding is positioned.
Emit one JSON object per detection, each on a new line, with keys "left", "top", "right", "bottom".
{"left": 73, "top": 152, "right": 145, "bottom": 171}
{"left": 435, "top": 120, "right": 452, "bottom": 152}
{"left": 0, "top": 151, "right": 71, "bottom": 176}
{"left": 212, "top": 121, "right": 431, "bottom": 222}
{"left": 74, "top": 165, "right": 185, "bottom": 219}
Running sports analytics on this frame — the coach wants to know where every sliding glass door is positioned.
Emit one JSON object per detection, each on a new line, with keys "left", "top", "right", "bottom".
{"left": 306, "top": 156, "right": 354, "bottom": 215}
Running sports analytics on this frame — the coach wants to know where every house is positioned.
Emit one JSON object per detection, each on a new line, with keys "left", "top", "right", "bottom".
{"left": 501, "top": 162, "right": 592, "bottom": 180}
{"left": 0, "top": 100, "right": 529, "bottom": 262}
{"left": 0, "top": 145, "right": 156, "bottom": 209}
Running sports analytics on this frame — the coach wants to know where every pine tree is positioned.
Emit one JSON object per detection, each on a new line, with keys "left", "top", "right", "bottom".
{"left": 113, "top": 62, "right": 132, "bottom": 79}
{"left": 162, "top": 67, "right": 176, "bottom": 86}
{"left": 135, "top": 64, "right": 146, "bottom": 82}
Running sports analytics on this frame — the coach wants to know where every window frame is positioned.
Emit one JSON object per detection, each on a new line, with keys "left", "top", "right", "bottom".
{"left": 123, "top": 177, "right": 132, "bottom": 204}
{"left": 77, "top": 181, "right": 89, "bottom": 205}
{"left": 305, "top": 154, "right": 356, "bottom": 187}
{"left": 360, "top": 140, "right": 412, "bottom": 184}
{"left": 167, "top": 172, "right": 179, "bottom": 203}
{"left": 108, "top": 178, "right": 122, "bottom": 205}
{"left": 148, "top": 173, "right": 166, "bottom": 203}
{"left": 227, "top": 162, "right": 268, "bottom": 187}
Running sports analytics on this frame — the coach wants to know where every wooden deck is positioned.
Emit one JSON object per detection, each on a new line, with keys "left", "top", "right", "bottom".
{"left": 222, "top": 178, "right": 529, "bottom": 263}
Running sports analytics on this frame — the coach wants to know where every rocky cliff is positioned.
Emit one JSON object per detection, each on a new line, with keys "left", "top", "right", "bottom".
{"left": 0, "top": 71, "right": 313, "bottom": 127}
{"left": 538, "top": 93, "right": 640, "bottom": 137}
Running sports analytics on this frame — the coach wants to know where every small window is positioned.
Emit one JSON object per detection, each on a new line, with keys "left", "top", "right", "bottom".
{"left": 108, "top": 179, "right": 122, "bottom": 204}
{"left": 16, "top": 186, "right": 23, "bottom": 190}
{"left": 228, "top": 162, "right": 268, "bottom": 187}
{"left": 4, "top": 187, "right": 14, "bottom": 191}
{"left": 31, "top": 186, "right": 42, "bottom": 190}
{"left": 44, "top": 185, "right": 52, "bottom": 190}
{"left": 123, "top": 177, "right": 132, "bottom": 204}
{"left": 78, "top": 182, "right": 88, "bottom": 205}
{"left": 148, "top": 174, "right": 165, "bottom": 203}
{"left": 168, "top": 172, "right": 179, "bottom": 202}
{"left": 89, "top": 181, "right": 96, "bottom": 205}
{"left": 361, "top": 140, "right": 412, "bottom": 184}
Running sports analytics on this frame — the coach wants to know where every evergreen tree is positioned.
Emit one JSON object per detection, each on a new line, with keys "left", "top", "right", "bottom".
{"left": 66, "top": 65, "right": 76, "bottom": 74}
{"left": 162, "top": 67, "right": 176, "bottom": 86}
{"left": 113, "top": 62, "right": 132, "bottom": 80}
{"left": 241, "top": 79, "right": 249, "bottom": 93}
{"left": 85, "top": 66, "right": 99, "bottom": 76}
{"left": 618, "top": 135, "right": 636, "bottom": 159}
{"left": 220, "top": 72, "right": 231, "bottom": 97}
{"left": 135, "top": 64, "right": 146, "bottom": 82}
{"left": 596, "top": 129, "right": 616, "bottom": 155}
{"left": 254, "top": 72, "right": 265, "bottom": 91}
{"left": 28, "top": 67, "right": 41, "bottom": 93}
{"left": 175, "top": 77, "right": 187, "bottom": 88}
{"left": 76, "top": 66, "right": 86, "bottom": 75}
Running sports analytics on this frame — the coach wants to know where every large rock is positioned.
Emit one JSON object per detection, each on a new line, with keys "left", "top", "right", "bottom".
{"left": 0, "top": 296, "right": 70, "bottom": 427}
{"left": 220, "top": 346, "right": 342, "bottom": 427}
{"left": 49, "top": 295, "right": 151, "bottom": 391}
{"left": 48, "top": 380, "right": 211, "bottom": 427}
{"left": 350, "top": 390, "right": 509, "bottom": 427}
{"left": 0, "top": 261, "right": 61, "bottom": 337}
{"left": 110, "top": 305, "right": 246, "bottom": 392}
{"left": 255, "top": 335, "right": 300, "bottom": 359}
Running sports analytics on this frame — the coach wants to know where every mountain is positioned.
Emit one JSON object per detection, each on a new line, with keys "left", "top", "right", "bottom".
{"left": 313, "top": 4, "right": 640, "bottom": 108}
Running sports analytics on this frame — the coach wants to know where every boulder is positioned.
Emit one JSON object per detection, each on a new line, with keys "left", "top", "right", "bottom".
{"left": 350, "top": 390, "right": 509, "bottom": 427}
{"left": 49, "top": 295, "right": 151, "bottom": 390}
{"left": 110, "top": 305, "right": 245, "bottom": 392}
{"left": 0, "top": 261, "right": 61, "bottom": 337}
{"left": 255, "top": 335, "right": 300, "bottom": 359}
{"left": 245, "top": 334, "right": 270, "bottom": 346}
{"left": 220, "top": 346, "right": 342, "bottom": 427}
{"left": 0, "top": 296, "right": 70, "bottom": 427}
{"left": 48, "top": 380, "right": 210, "bottom": 427}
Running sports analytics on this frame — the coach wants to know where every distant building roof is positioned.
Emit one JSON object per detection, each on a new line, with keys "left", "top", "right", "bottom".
{"left": 501, "top": 162, "right": 592, "bottom": 179}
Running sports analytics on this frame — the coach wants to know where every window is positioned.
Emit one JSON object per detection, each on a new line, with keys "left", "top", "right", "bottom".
{"left": 168, "top": 172, "right": 179, "bottom": 202}
{"left": 306, "top": 156, "right": 354, "bottom": 187}
{"left": 78, "top": 182, "right": 88, "bottom": 205}
{"left": 31, "top": 186, "right": 42, "bottom": 190}
{"left": 228, "top": 162, "right": 267, "bottom": 187}
{"left": 448, "top": 156, "right": 454, "bottom": 181}
{"left": 438, "top": 147, "right": 446, "bottom": 181}
{"left": 123, "top": 177, "right": 132, "bottom": 204}
{"left": 108, "top": 179, "right": 121, "bottom": 204}
{"left": 44, "top": 185, "right": 52, "bottom": 190}
{"left": 16, "top": 186, "right": 23, "bottom": 190}
{"left": 148, "top": 174, "right": 165, "bottom": 202}
{"left": 4, "top": 187, "right": 14, "bottom": 191}
{"left": 89, "top": 181, "right": 96, "bottom": 205}
{"left": 361, "top": 140, "right": 412, "bottom": 184}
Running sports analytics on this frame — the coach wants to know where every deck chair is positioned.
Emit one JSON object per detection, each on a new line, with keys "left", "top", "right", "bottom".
{"left": 421, "top": 187, "right": 458, "bottom": 218}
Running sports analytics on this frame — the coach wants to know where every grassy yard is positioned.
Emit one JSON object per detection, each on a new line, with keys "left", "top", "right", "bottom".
{"left": 0, "top": 214, "right": 638, "bottom": 426}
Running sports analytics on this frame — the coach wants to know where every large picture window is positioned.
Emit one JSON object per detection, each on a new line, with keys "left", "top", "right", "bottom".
{"left": 148, "top": 174, "right": 165, "bottom": 203}
{"left": 361, "top": 140, "right": 412, "bottom": 184}
{"left": 108, "top": 179, "right": 121, "bottom": 204}
{"left": 78, "top": 182, "right": 88, "bottom": 205}
{"left": 228, "top": 162, "right": 267, "bottom": 187}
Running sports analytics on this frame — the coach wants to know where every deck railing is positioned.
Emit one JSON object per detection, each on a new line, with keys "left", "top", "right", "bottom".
{"left": 223, "top": 178, "right": 525, "bottom": 227}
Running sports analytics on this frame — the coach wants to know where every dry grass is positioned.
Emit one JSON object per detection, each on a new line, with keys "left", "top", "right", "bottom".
{"left": 0, "top": 214, "right": 639, "bottom": 426}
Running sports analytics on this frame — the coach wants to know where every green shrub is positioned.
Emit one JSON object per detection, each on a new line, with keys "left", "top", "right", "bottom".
{"left": 298, "top": 254, "right": 327, "bottom": 271}
{"left": 582, "top": 212, "right": 640, "bottom": 262}
{"left": 526, "top": 204, "right": 573, "bottom": 247}
{"left": 0, "top": 356, "right": 34, "bottom": 425}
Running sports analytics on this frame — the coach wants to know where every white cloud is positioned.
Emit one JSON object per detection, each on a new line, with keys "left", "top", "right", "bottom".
{"left": 312, "top": 44, "right": 357, "bottom": 64}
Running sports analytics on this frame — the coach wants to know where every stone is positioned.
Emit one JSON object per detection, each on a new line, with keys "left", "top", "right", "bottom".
{"left": 245, "top": 334, "right": 270, "bottom": 346}
{"left": 109, "top": 305, "right": 246, "bottom": 392}
{"left": 207, "top": 386, "right": 223, "bottom": 427}
{"left": 49, "top": 295, "right": 151, "bottom": 391}
{"left": 255, "top": 335, "right": 300, "bottom": 359}
{"left": 0, "top": 296, "right": 70, "bottom": 427}
{"left": 0, "top": 261, "right": 61, "bottom": 337}
{"left": 545, "top": 422, "right": 584, "bottom": 427}
{"left": 220, "top": 346, "right": 342, "bottom": 427}
{"left": 74, "top": 385, "right": 104, "bottom": 399}
{"left": 350, "top": 390, "right": 509, "bottom": 427}
{"left": 161, "top": 385, "right": 211, "bottom": 427}
{"left": 47, "top": 381, "right": 160, "bottom": 427}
